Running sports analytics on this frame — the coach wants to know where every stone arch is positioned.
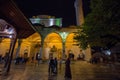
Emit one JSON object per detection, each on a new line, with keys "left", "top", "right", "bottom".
{"left": 66, "top": 32, "right": 81, "bottom": 59}
{"left": 44, "top": 32, "right": 62, "bottom": 59}
{"left": 24, "top": 32, "right": 41, "bottom": 58}
{"left": 65, "top": 32, "right": 92, "bottom": 61}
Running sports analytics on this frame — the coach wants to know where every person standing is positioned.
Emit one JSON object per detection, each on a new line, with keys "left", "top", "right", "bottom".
{"left": 59, "top": 58, "right": 62, "bottom": 70}
{"left": 64, "top": 58, "right": 72, "bottom": 79}
{"left": 54, "top": 57, "right": 58, "bottom": 74}
{"left": 48, "top": 57, "right": 54, "bottom": 75}
{"left": 35, "top": 53, "right": 40, "bottom": 66}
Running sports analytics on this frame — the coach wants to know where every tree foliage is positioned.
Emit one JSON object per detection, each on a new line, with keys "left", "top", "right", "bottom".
{"left": 74, "top": 0, "right": 120, "bottom": 49}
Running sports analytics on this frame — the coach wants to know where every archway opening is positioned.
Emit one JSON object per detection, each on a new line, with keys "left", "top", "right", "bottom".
{"left": 66, "top": 33, "right": 81, "bottom": 60}
{"left": 25, "top": 32, "right": 41, "bottom": 59}
{"left": 44, "top": 32, "right": 62, "bottom": 59}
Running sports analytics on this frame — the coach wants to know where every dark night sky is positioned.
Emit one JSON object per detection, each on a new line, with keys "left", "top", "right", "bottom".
{"left": 14, "top": 0, "right": 90, "bottom": 27}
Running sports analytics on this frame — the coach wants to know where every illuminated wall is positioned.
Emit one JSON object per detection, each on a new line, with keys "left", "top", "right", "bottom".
{"left": 0, "top": 39, "right": 10, "bottom": 56}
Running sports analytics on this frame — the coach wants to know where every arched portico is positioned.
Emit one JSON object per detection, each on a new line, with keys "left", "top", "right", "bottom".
{"left": 41, "top": 31, "right": 85, "bottom": 60}
{"left": 24, "top": 27, "right": 92, "bottom": 61}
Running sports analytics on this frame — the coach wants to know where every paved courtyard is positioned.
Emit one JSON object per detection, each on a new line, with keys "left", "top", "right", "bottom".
{"left": 0, "top": 61, "right": 120, "bottom": 80}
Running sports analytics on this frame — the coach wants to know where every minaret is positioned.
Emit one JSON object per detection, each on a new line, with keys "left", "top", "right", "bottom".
{"left": 74, "top": 0, "right": 84, "bottom": 26}
{"left": 74, "top": 0, "right": 92, "bottom": 62}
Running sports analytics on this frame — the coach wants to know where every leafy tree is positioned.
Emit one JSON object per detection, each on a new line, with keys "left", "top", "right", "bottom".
{"left": 74, "top": 0, "right": 120, "bottom": 49}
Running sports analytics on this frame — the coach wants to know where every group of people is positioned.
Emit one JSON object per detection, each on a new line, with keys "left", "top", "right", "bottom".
{"left": 77, "top": 53, "right": 85, "bottom": 60}
{"left": 48, "top": 57, "right": 72, "bottom": 79}
{"left": 48, "top": 57, "right": 58, "bottom": 75}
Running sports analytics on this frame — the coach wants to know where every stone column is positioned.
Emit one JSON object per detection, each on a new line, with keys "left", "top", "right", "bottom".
{"left": 62, "top": 42, "right": 66, "bottom": 59}
{"left": 15, "top": 39, "right": 22, "bottom": 58}
{"left": 39, "top": 37, "right": 44, "bottom": 60}
{"left": 59, "top": 32, "right": 69, "bottom": 60}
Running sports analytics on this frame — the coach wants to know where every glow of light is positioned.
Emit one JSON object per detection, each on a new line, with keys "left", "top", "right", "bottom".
{"left": 56, "top": 18, "right": 62, "bottom": 27}
{"left": 9, "top": 29, "right": 14, "bottom": 34}
{"left": 106, "top": 50, "right": 111, "bottom": 55}
{"left": 29, "top": 18, "right": 62, "bottom": 27}
{"left": 103, "top": 50, "right": 111, "bottom": 55}
{"left": 38, "top": 54, "right": 40, "bottom": 57}
{"left": 59, "top": 32, "right": 69, "bottom": 42}
{"left": 30, "top": 18, "right": 40, "bottom": 24}
{"left": 49, "top": 18, "right": 54, "bottom": 26}
{"left": 9, "top": 35, "right": 12, "bottom": 38}
{"left": 4, "top": 28, "right": 14, "bottom": 34}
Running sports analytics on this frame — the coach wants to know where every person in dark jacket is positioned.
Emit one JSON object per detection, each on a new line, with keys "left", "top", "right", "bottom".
{"left": 54, "top": 57, "right": 58, "bottom": 74}
{"left": 48, "top": 57, "right": 55, "bottom": 75}
{"left": 64, "top": 58, "right": 72, "bottom": 79}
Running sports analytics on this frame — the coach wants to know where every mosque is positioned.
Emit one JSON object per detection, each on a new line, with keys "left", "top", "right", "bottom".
{"left": 0, "top": 0, "right": 91, "bottom": 62}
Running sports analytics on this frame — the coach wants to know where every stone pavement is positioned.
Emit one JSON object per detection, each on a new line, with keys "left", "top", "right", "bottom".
{"left": 0, "top": 61, "right": 120, "bottom": 80}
